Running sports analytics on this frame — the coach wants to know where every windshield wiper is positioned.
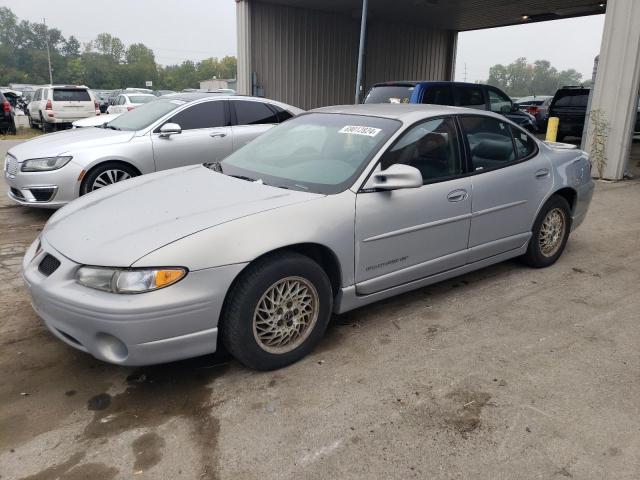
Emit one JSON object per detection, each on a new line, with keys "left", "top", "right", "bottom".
{"left": 106, "top": 125, "right": 120, "bottom": 130}
{"left": 230, "top": 174, "right": 256, "bottom": 182}
{"left": 204, "top": 161, "right": 223, "bottom": 172}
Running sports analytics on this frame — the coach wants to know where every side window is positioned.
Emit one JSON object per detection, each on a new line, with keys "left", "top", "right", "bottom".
{"left": 421, "top": 86, "right": 453, "bottom": 106}
{"left": 118, "top": 96, "right": 126, "bottom": 105}
{"left": 487, "top": 89, "right": 512, "bottom": 113}
{"left": 169, "top": 101, "right": 227, "bottom": 130}
{"left": 511, "top": 126, "right": 537, "bottom": 159}
{"left": 460, "top": 116, "right": 516, "bottom": 172}
{"left": 232, "top": 100, "right": 278, "bottom": 125}
{"left": 379, "top": 117, "right": 462, "bottom": 183}
{"left": 456, "top": 86, "right": 485, "bottom": 109}
{"left": 271, "top": 104, "right": 293, "bottom": 123}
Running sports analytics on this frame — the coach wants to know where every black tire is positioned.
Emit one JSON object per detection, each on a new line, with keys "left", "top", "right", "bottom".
{"left": 80, "top": 162, "right": 139, "bottom": 195}
{"left": 521, "top": 195, "right": 572, "bottom": 268}
{"left": 39, "top": 113, "right": 51, "bottom": 133}
{"left": 220, "top": 252, "right": 333, "bottom": 371}
{"left": 28, "top": 116, "right": 37, "bottom": 129}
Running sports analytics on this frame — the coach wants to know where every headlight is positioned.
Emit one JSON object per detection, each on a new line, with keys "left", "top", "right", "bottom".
{"left": 21, "top": 156, "right": 72, "bottom": 172}
{"left": 76, "top": 266, "right": 187, "bottom": 294}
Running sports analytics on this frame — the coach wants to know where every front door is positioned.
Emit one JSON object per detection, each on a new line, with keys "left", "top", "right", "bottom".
{"left": 355, "top": 117, "right": 472, "bottom": 295}
{"left": 459, "top": 115, "right": 553, "bottom": 262}
{"left": 151, "top": 99, "right": 233, "bottom": 171}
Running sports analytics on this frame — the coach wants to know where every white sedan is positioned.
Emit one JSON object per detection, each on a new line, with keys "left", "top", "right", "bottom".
{"left": 107, "top": 93, "right": 156, "bottom": 114}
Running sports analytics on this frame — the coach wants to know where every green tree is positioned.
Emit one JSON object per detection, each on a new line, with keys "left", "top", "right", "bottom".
{"left": 486, "top": 58, "right": 585, "bottom": 96}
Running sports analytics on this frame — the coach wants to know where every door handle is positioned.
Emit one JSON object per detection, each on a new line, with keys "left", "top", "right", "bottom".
{"left": 535, "top": 168, "right": 550, "bottom": 179}
{"left": 210, "top": 132, "right": 227, "bottom": 138}
{"left": 447, "top": 189, "right": 468, "bottom": 202}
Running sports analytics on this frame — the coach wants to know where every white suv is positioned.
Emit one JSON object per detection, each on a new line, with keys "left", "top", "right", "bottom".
{"left": 28, "top": 85, "right": 99, "bottom": 132}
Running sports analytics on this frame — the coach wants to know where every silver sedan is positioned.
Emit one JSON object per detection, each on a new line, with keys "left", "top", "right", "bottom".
{"left": 22, "top": 104, "right": 594, "bottom": 370}
{"left": 4, "top": 93, "right": 303, "bottom": 207}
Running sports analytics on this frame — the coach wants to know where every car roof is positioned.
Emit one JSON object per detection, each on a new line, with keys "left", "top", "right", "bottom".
{"left": 310, "top": 103, "right": 503, "bottom": 123}
{"left": 371, "top": 81, "right": 487, "bottom": 88}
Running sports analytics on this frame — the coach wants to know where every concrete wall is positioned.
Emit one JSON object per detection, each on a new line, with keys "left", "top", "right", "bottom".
{"left": 236, "top": 0, "right": 457, "bottom": 109}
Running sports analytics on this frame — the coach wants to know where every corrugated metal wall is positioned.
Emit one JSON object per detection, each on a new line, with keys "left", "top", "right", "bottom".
{"left": 365, "top": 22, "right": 457, "bottom": 87}
{"left": 246, "top": 1, "right": 456, "bottom": 109}
{"left": 250, "top": 2, "right": 360, "bottom": 109}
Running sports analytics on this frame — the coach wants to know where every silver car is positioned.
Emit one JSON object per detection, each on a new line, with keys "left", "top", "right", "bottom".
{"left": 5, "top": 93, "right": 303, "bottom": 207}
{"left": 22, "top": 104, "right": 594, "bottom": 370}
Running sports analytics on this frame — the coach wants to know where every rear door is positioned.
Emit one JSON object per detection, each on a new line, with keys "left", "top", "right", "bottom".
{"left": 230, "top": 100, "right": 281, "bottom": 150}
{"left": 151, "top": 99, "right": 233, "bottom": 170}
{"left": 52, "top": 88, "right": 94, "bottom": 120}
{"left": 549, "top": 90, "right": 589, "bottom": 136}
{"left": 460, "top": 115, "right": 552, "bottom": 262}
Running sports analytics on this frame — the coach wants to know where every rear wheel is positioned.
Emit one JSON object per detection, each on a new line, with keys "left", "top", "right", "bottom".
{"left": 39, "top": 113, "right": 52, "bottom": 133}
{"left": 80, "top": 162, "right": 139, "bottom": 195}
{"left": 522, "top": 195, "right": 571, "bottom": 268}
{"left": 220, "top": 252, "right": 333, "bottom": 370}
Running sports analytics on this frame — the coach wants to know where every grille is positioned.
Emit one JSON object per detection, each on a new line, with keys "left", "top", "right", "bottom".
{"left": 4, "top": 154, "right": 18, "bottom": 176}
{"left": 38, "top": 254, "right": 61, "bottom": 276}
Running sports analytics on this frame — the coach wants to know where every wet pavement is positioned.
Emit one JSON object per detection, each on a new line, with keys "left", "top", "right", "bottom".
{"left": 1, "top": 139, "right": 640, "bottom": 479}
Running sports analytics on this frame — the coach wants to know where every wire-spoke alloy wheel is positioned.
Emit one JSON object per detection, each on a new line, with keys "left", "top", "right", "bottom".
{"left": 539, "top": 207, "right": 566, "bottom": 258}
{"left": 221, "top": 252, "right": 333, "bottom": 370}
{"left": 253, "top": 276, "right": 320, "bottom": 354}
{"left": 91, "top": 169, "right": 131, "bottom": 191}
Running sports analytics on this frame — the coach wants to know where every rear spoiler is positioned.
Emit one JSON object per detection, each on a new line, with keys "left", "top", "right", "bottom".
{"left": 544, "top": 141, "right": 578, "bottom": 150}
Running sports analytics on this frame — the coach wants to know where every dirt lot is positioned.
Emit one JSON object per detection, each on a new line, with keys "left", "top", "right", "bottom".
{"left": 1, "top": 139, "right": 639, "bottom": 480}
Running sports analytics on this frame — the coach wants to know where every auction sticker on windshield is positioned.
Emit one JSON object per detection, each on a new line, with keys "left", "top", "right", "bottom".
{"left": 338, "top": 125, "right": 382, "bottom": 137}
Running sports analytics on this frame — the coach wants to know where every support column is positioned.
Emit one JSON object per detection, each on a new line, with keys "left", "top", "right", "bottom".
{"left": 354, "top": 0, "right": 369, "bottom": 104}
{"left": 236, "top": 0, "right": 252, "bottom": 95}
{"left": 585, "top": 0, "right": 640, "bottom": 180}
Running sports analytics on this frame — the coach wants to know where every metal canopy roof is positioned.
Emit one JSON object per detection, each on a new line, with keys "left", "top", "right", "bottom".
{"left": 254, "top": 0, "right": 607, "bottom": 31}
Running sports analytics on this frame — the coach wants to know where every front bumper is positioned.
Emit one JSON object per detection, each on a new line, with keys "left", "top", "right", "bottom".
{"left": 4, "top": 159, "right": 84, "bottom": 208}
{"left": 22, "top": 237, "right": 247, "bottom": 366}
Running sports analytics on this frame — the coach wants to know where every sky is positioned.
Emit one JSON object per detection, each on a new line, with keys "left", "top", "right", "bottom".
{"left": 455, "top": 15, "right": 605, "bottom": 83}
{"left": 3, "top": 0, "right": 604, "bottom": 80}
{"left": 2, "top": 0, "right": 238, "bottom": 65}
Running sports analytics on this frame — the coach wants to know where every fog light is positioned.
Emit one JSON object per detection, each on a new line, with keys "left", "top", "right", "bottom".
{"left": 95, "top": 332, "right": 128, "bottom": 363}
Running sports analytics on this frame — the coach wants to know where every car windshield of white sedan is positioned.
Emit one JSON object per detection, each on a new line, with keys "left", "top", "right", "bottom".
{"left": 105, "top": 99, "right": 183, "bottom": 131}
{"left": 220, "top": 113, "right": 400, "bottom": 194}
{"left": 128, "top": 95, "right": 155, "bottom": 104}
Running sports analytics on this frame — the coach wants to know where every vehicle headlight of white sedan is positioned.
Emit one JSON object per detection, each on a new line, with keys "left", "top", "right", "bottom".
{"left": 22, "top": 104, "right": 594, "bottom": 370}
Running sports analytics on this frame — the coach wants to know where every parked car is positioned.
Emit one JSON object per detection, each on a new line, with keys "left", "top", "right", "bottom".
{"left": 364, "top": 81, "right": 539, "bottom": 132}
{"left": 20, "top": 104, "right": 594, "bottom": 369}
{"left": 5, "top": 93, "right": 303, "bottom": 207}
{"left": 515, "top": 95, "right": 552, "bottom": 129}
{"left": 0, "top": 91, "right": 16, "bottom": 134}
{"left": 106, "top": 93, "right": 156, "bottom": 114}
{"left": 152, "top": 90, "right": 176, "bottom": 97}
{"left": 547, "top": 87, "right": 590, "bottom": 142}
{"left": 72, "top": 113, "right": 121, "bottom": 128}
{"left": 28, "top": 85, "right": 99, "bottom": 132}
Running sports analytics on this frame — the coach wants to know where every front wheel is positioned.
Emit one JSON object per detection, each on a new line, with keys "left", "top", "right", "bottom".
{"left": 220, "top": 252, "right": 333, "bottom": 370}
{"left": 80, "top": 162, "right": 139, "bottom": 195}
{"left": 522, "top": 195, "right": 571, "bottom": 268}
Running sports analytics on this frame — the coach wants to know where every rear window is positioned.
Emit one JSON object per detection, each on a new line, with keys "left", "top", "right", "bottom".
{"left": 128, "top": 96, "right": 155, "bottom": 104}
{"left": 53, "top": 88, "right": 91, "bottom": 102}
{"left": 552, "top": 90, "right": 589, "bottom": 108}
{"left": 364, "top": 85, "right": 414, "bottom": 104}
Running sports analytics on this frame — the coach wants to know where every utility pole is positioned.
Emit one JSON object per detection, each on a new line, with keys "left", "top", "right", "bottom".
{"left": 43, "top": 18, "right": 53, "bottom": 84}
{"left": 354, "top": 0, "right": 369, "bottom": 104}
{"left": 463, "top": 63, "right": 468, "bottom": 82}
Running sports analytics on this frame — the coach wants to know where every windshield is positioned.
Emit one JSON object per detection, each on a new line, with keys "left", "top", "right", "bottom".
{"left": 220, "top": 113, "right": 401, "bottom": 194}
{"left": 364, "top": 85, "right": 414, "bottom": 104}
{"left": 106, "top": 98, "right": 185, "bottom": 131}
{"left": 128, "top": 95, "right": 155, "bottom": 104}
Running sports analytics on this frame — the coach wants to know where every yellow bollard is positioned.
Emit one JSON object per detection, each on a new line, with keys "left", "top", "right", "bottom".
{"left": 546, "top": 117, "right": 559, "bottom": 142}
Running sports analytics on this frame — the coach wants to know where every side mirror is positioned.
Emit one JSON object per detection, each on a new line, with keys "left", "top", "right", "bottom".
{"left": 510, "top": 103, "right": 519, "bottom": 113}
{"left": 159, "top": 123, "right": 182, "bottom": 138}
{"left": 363, "top": 164, "right": 423, "bottom": 191}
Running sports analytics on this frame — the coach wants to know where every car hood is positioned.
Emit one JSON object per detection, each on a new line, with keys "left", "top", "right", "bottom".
{"left": 43, "top": 165, "right": 322, "bottom": 267}
{"left": 8, "top": 127, "right": 135, "bottom": 159}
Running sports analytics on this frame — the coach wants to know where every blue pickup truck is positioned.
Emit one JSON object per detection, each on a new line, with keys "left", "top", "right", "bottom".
{"left": 364, "top": 81, "right": 538, "bottom": 132}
